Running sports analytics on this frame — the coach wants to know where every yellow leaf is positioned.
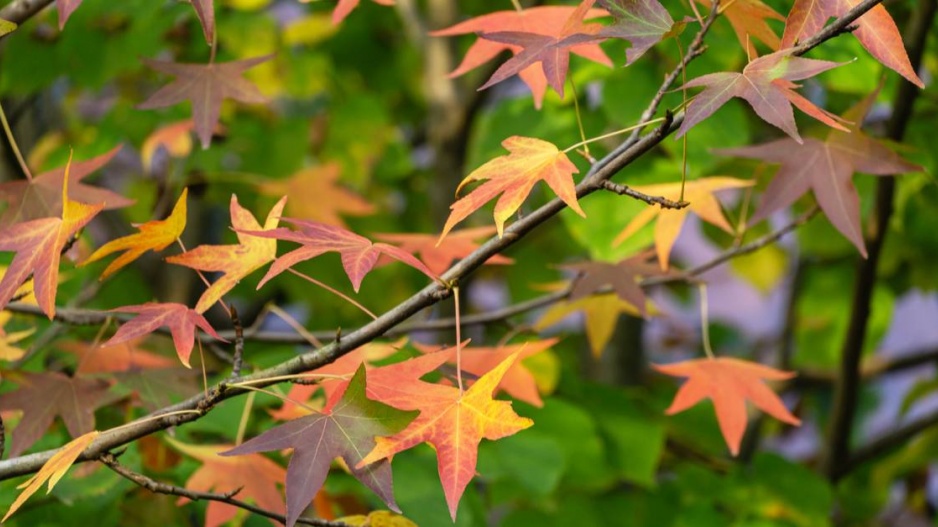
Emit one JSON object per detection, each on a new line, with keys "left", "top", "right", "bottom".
{"left": 2, "top": 431, "right": 99, "bottom": 522}
{"left": 0, "top": 18, "right": 16, "bottom": 37}
{"left": 337, "top": 511, "right": 419, "bottom": 527}
{"left": 284, "top": 14, "right": 339, "bottom": 46}
{"left": 535, "top": 293, "right": 648, "bottom": 358}
{"left": 82, "top": 188, "right": 188, "bottom": 279}
{"left": 730, "top": 242, "right": 788, "bottom": 293}
{"left": 140, "top": 121, "right": 195, "bottom": 173}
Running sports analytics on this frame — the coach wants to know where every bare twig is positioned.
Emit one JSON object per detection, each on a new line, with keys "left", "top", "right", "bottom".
{"left": 600, "top": 180, "right": 689, "bottom": 209}
{"left": 836, "top": 409, "right": 938, "bottom": 480}
{"left": 0, "top": 0, "right": 54, "bottom": 27}
{"left": 229, "top": 305, "right": 245, "bottom": 378}
{"left": 99, "top": 453, "right": 346, "bottom": 527}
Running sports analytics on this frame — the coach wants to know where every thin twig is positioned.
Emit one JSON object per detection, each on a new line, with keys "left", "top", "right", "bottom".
{"left": 99, "top": 453, "right": 346, "bottom": 527}
{"left": 229, "top": 305, "right": 245, "bottom": 378}
{"left": 600, "top": 180, "right": 688, "bottom": 209}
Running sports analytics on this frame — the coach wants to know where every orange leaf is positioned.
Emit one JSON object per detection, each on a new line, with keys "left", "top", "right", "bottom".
{"left": 82, "top": 188, "right": 188, "bottom": 279}
{"left": 258, "top": 163, "right": 375, "bottom": 228}
{"left": 0, "top": 154, "right": 105, "bottom": 318}
{"left": 374, "top": 226, "right": 512, "bottom": 276}
{"left": 440, "top": 136, "right": 584, "bottom": 242}
{"left": 612, "top": 177, "right": 753, "bottom": 270}
{"left": 60, "top": 337, "right": 177, "bottom": 374}
{"left": 167, "top": 195, "right": 287, "bottom": 313}
{"left": 653, "top": 357, "right": 800, "bottom": 455}
{"left": 140, "top": 120, "right": 196, "bottom": 173}
{"left": 166, "top": 438, "right": 285, "bottom": 527}
{"left": 2, "top": 431, "right": 99, "bottom": 522}
{"left": 358, "top": 353, "right": 533, "bottom": 519}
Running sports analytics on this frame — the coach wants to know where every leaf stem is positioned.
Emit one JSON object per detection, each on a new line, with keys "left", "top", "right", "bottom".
{"left": 569, "top": 78, "right": 590, "bottom": 160}
{"left": 286, "top": 268, "right": 377, "bottom": 320}
{"left": 230, "top": 384, "right": 322, "bottom": 414}
{"left": 0, "top": 101, "right": 33, "bottom": 181}
{"left": 562, "top": 117, "right": 666, "bottom": 154}
{"left": 454, "top": 285, "right": 464, "bottom": 394}
{"left": 234, "top": 391, "right": 255, "bottom": 446}
{"left": 266, "top": 303, "right": 324, "bottom": 348}
{"left": 675, "top": 36, "right": 688, "bottom": 202}
{"left": 698, "top": 283, "right": 715, "bottom": 359}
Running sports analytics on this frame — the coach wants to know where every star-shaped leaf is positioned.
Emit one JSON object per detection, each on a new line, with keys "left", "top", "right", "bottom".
{"left": 429, "top": 5, "right": 611, "bottom": 108}
{"left": 781, "top": 0, "right": 923, "bottom": 87}
{"left": 677, "top": 50, "right": 847, "bottom": 142}
{"left": 166, "top": 438, "right": 285, "bottom": 527}
{"left": 654, "top": 357, "right": 801, "bottom": 455}
{"left": 414, "top": 339, "right": 558, "bottom": 407}
{"left": 717, "top": 92, "right": 923, "bottom": 257}
{"left": 82, "top": 188, "right": 188, "bottom": 279}
{"left": 535, "top": 292, "right": 645, "bottom": 357}
{"left": 613, "top": 177, "right": 753, "bottom": 269}
{"left": 358, "top": 353, "right": 533, "bottom": 519}
{"left": 223, "top": 366, "right": 418, "bottom": 527}
{"left": 562, "top": 252, "right": 669, "bottom": 316}
{"left": 375, "top": 226, "right": 512, "bottom": 276}
{"left": 0, "top": 371, "right": 111, "bottom": 457}
{"left": 441, "top": 136, "right": 584, "bottom": 241}
{"left": 248, "top": 219, "right": 436, "bottom": 292}
{"left": 2, "top": 431, "right": 99, "bottom": 523}
{"left": 0, "top": 159, "right": 105, "bottom": 318}
{"left": 104, "top": 302, "right": 225, "bottom": 367}
{"left": 478, "top": 0, "right": 606, "bottom": 98}
{"left": 258, "top": 163, "right": 375, "bottom": 228}
{"left": 597, "top": 0, "right": 681, "bottom": 65}
{"left": 167, "top": 195, "right": 287, "bottom": 313}
{"left": 0, "top": 145, "right": 130, "bottom": 227}
{"left": 138, "top": 55, "right": 272, "bottom": 149}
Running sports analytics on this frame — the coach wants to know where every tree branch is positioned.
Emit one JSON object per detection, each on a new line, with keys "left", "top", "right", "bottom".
{"left": 821, "top": 0, "right": 935, "bottom": 481}
{"left": 99, "top": 453, "right": 346, "bottom": 527}
{"left": 0, "top": 0, "right": 53, "bottom": 27}
{"left": 835, "top": 408, "right": 938, "bottom": 480}
{"left": 600, "top": 180, "right": 689, "bottom": 209}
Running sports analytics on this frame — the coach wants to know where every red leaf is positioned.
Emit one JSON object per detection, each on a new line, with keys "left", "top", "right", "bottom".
{"left": 781, "top": 0, "right": 923, "bottom": 87}
{"left": 0, "top": 371, "right": 112, "bottom": 457}
{"left": 55, "top": 0, "right": 82, "bottom": 29}
{"left": 138, "top": 55, "right": 272, "bottom": 149}
{"left": 333, "top": 0, "right": 395, "bottom": 25}
{"left": 677, "top": 50, "right": 847, "bottom": 142}
{"left": 249, "top": 219, "right": 437, "bottom": 292}
{"left": 222, "top": 367, "right": 416, "bottom": 527}
{"left": 717, "top": 92, "right": 923, "bottom": 256}
{"left": 654, "top": 357, "right": 800, "bottom": 455}
{"left": 190, "top": 0, "right": 215, "bottom": 45}
{"left": 374, "top": 226, "right": 512, "bottom": 276}
{"left": 598, "top": 0, "right": 680, "bottom": 65}
{"left": 105, "top": 302, "right": 225, "bottom": 367}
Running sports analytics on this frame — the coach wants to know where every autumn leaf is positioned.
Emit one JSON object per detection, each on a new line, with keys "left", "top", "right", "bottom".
{"left": 258, "top": 163, "right": 375, "bottom": 227}
{"left": 374, "top": 226, "right": 512, "bottom": 276}
{"left": 718, "top": 93, "right": 922, "bottom": 257}
{"left": 597, "top": 0, "right": 681, "bottom": 65}
{"left": 82, "top": 188, "right": 188, "bottom": 279}
{"left": 61, "top": 337, "right": 177, "bottom": 374}
{"left": 190, "top": 0, "right": 214, "bottom": 45}
{"left": 414, "top": 339, "right": 558, "bottom": 407}
{"left": 0, "top": 371, "right": 111, "bottom": 457}
{"left": 478, "top": 0, "right": 606, "bottom": 98}
{"left": 167, "top": 195, "right": 287, "bottom": 313}
{"left": 248, "top": 219, "right": 436, "bottom": 292}
{"left": 430, "top": 5, "right": 611, "bottom": 108}
{"left": 0, "top": 145, "right": 130, "bottom": 227}
{"left": 0, "top": 159, "right": 105, "bottom": 318}
{"left": 103, "top": 302, "right": 224, "bottom": 367}
{"left": 358, "top": 353, "right": 533, "bottom": 519}
{"left": 676, "top": 50, "right": 847, "bottom": 142}
{"left": 2, "top": 431, "right": 99, "bottom": 522}
{"left": 440, "top": 136, "right": 584, "bottom": 241}
{"left": 781, "top": 0, "right": 923, "bottom": 87}
{"left": 223, "top": 366, "right": 418, "bottom": 527}
{"left": 535, "top": 292, "right": 645, "bottom": 357}
{"left": 338, "top": 511, "right": 417, "bottom": 527}
{"left": 653, "top": 357, "right": 801, "bottom": 455}
{"left": 140, "top": 120, "right": 197, "bottom": 173}
{"left": 138, "top": 55, "right": 272, "bottom": 149}
{"left": 166, "top": 438, "right": 285, "bottom": 527}
{"left": 612, "top": 177, "right": 753, "bottom": 270}
{"left": 696, "top": 0, "right": 783, "bottom": 53}
{"left": 563, "top": 252, "right": 670, "bottom": 316}
{"left": 332, "top": 0, "right": 395, "bottom": 25}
